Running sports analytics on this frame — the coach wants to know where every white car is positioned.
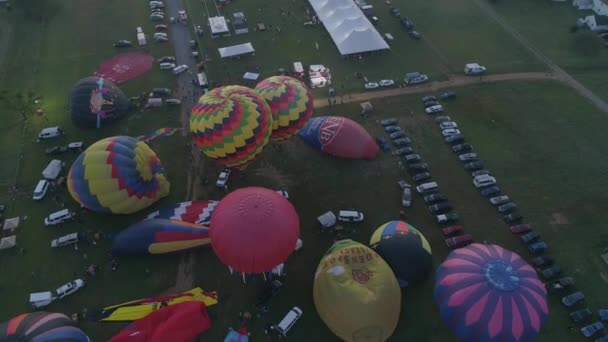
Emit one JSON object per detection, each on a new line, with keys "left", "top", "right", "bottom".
{"left": 473, "top": 174, "right": 496, "bottom": 188}
{"left": 159, "top": 62, "right": 176, "bottom": 70}
{"left": 402, "top": 187, "right": 412, "bottom": 207}
{"left": 153, "top": 32, "right": 168, "bottom": 38}
{"left": 172, "top": 64, "right": 188, "bottom": 75}
{"left": 154, "top": 36, "right": 168, "bottom": 42}
{"left": 276, "top": 190, "right": 289, "bottom": 199}
{"left": 458, "top": 152, "right": 478, "bottom": 162}
{"left": 216, "top": 168, "right": 230, "bottom": 188}
{"left": 55, "top": 279, "right": 85, "bottom": 299}
{"left": 379, "top": 79, "right": 395, "bottom": 87}
{"left": 364, "top": 82, "right": 379, "bottom": 90}
{"left": 441, "top": 128, "right": 461, "bottom": 137}
{"left": 439, "top": 121, "right": 458, "bottom": 130}
{"left": 425, "top": 105, "right": 443, "bottom": 114}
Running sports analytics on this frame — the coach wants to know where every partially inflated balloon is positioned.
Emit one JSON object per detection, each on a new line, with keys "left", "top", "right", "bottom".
{"left": 255, "top": 76, "right": 314, "bottom": 142}
{"left": 0, "top": 312, "right": 90, "bottom": 341}
{"left": 313, "top": 240, "right": 401, "bottom": 342}
{"left": 68, "top": 136, "right": 170, "bottom": 214}
{"left": 69, "top": 77, "right": 131, "bottom": 128}
{"left": 299, "top": 116, "right": 379, "bottom": 159}
{"left": 190, "top": 85, "right": 273, "bottom": 169}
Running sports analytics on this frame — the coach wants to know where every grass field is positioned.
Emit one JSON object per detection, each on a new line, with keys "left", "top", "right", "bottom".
{"left": 1, "top": 0, "right": 607, "bottom": 341}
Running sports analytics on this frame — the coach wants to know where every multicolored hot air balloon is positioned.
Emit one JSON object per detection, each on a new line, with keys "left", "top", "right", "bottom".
{"left": 254, "top": 76, "right": 314, "bottom": 142}
{"left": 67, "top": 136, "right": 170, "bottom": 214}
{"left": 435, "top": 243, "right": 549, "bottom": 342}
{"left": 313, "top": 240, "right": 401, "bottom": 342}
{"left": 69, "top": 77, "right": 131, "bottom": 128}
{"left": 190, "top": 85, "right": 273, "bottom": 169}
{"left": 112, "top": 219, "right": 210, "bottom": 256}
{"left": 210, "top": 187, "right": 300, "bottom": 273}
{"left": 370, "top": 221, "right": 432, "bottom": 287}
{"left": 145, "top": 200, "right": 218, "bottom": 225}
{"left": 138, "top": 127, "right": 182, "bottom": 143}
{"left": 0, "top": 312, "right": 90, "bottom": 342}
{"left": 298, "top": 116, "right": 379, "bottom": 159}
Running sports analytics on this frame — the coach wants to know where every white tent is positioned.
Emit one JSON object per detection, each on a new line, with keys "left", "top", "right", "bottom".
{"left": 209, "top": 16, "right": 230, "bottom": 36}
{"left": 218, "top": 43, "right": 255, "bottom": 58}
{"left": 3, "top": 217, "right": 20, "bottom": 231}
{"left": 243, "top": 72, "right": 260, "bottom": 81}
{"left": 0, "top": 235, "right": 16, "bottom": 250}
{"left": 308, "top": 0, "right": 389, "bottom": 55}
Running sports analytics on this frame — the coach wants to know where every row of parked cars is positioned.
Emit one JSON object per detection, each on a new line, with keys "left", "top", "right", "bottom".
{"left": 421, "top": 94, "right": 608, "bottom": 341}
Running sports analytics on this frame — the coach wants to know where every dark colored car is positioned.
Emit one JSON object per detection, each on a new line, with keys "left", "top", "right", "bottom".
{"left": 434, "top": 115, "right": 452, "bottom": 123}
{"left": 45, "top": 146, "right": 68, "bottom": 155}
{"left": 531, "top": 255, "right": 554, "bottom": 268}
{"left": 400, "top": 17, "right": 414, "bottom": 31}
{"left": 452, "top": 143, "right": 473, "bottom": 154}
{"left": 408, "top": 163, "right": 429, "bottom": 173}
{"left": 380, "top": 118, "right": 398, "bottom": 126}
{"left": 441, "top": 225, "right": 462, "bottom": 236}
{"left": 152, "top": 88, "right": 171, "bottom": 96}
{"left": 403, "top": 154, "right": 421, "bottom": 164}
{"left": 549, "top": 277, "right": 575, "bottom": 292}
{"left": 421, "top": 95, "right": 436, "bottom": 103}
{"left": 428, "top": 203, "right": 452, "bottom": 215}
{"left": 376, "top": 137, "right": 391, "bottom": 152}
{"left": 412, "top": 172, "right": 432, "bottom": 183}
{"left": 480, "top": 186, "right": 500, "bottom": 197}
{"left": 540, "top": 265, "right": 561, "bottom": 279}
{"left": 520, "top": 230, "right": 540, "bottom": 244}
{"left": 562, "top": 292, "right": 585, "bottom": 308}
{"left": 393, "top": 138, "right": 411, "bottom": 147}
{"left": 510, "top": 224, "right": 532, "bottom": 234}
{"left": 155, "top": 24, "right": 168, "bottom": 30}
{"left": 408, "top": 30, "right": 421, "bottom": 39}
{"left": 390, "top": 131, "right": 406, "bottom": 139}
{"left": 424, "top": 193, "right": 448, "bottom": 205}
{"left": 503, "top": 212, "right": 522, "bottom": 224}
{"left": 581, "top": 322, "right": 604, "bottom": 338}
{"left": 445, "top": 234, "right": 473, "bottom": 249}
{"left": 384, "top": 125, "right": 401, "bottom": 133}
{"left": 424, "top": 100, "right": 439, "bottom": 108}
{"left": 158, "top": 56, "right": 176, "bottom": 63}
{"left": 113, "top": 40, "right": 132, "bottom": 47}
{"left": 395, "top": 147, "right": 414, "bottom": 155}
{"left": 497, "top": 202, "right": 518, "bottom": 214}
{"left": 528, "top": 241, "right": 548, "bottom": 254}
{"left": 445, "top": 134, "right": 465, "bottom": 144}
{"left": 439, "top": 91, "right": 457, "bottom": 100}
{"left": 464, "top": 161, "right": 484, "bottom": 171}
{"left": 570, "top": 308, "right": 593, "bottom": 323}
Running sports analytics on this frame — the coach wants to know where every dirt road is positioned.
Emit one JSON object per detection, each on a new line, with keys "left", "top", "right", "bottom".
{"left": 315, "top": 72, "right": 556, "bottom": 108}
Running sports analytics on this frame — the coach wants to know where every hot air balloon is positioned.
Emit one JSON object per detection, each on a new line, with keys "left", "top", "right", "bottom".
{"left": 210, "top": 187, "right": 299, "bottom": 273}
{"left": 189, "top": 85, "right": 273, "bottom": 169}
{"left": 0, "top": 312, "right": 90, "bottom": 342}
{"left": 435, "top": 243, "right": 549, "bottom": 342}
{"left": 145, "top": 200, "right": 218, "bottom": 225}
{"left": 298, "top": 116, "right": 379, "bottom": 159}
{"left": 69, "top": 77, "right": 131, "bottom": 128}
{"left": 254, "top": 76, "right": 314, "bottom": 142}
{"left": 67, "top": 136, "right": 170, "bottom": 214}
{"left": 370, "top": 221, "right": 432, "bottom": 287}
{"left": 313, "top": 240, "right": 401, "bottom": 342}
{"left": 113, "top": 219, "right": 210, "bottom": 256}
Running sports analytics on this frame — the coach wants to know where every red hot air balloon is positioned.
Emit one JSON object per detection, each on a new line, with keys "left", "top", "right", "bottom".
{"left": 298, "top": 116, "right": 379, "bottom": 159}
{"left": 210, "top": 187, "right": 300, "bottom": 273}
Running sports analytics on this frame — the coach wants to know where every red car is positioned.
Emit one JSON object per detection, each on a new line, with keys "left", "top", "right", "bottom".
{"left": 510, "top": 224, "right": 531, "bottom": 234}
{"left": 445, "top": 234, "right": 473, "bottom": 249}
{"left": 441, "top": 225, "right": 462, "bottom": 236}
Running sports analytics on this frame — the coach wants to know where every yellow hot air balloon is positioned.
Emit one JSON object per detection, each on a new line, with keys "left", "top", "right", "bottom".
{"left": 313, "top": 239, "right": 401, "bottom": 342}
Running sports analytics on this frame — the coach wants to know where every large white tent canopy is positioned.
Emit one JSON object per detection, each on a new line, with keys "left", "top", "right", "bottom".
{"left": 218, "top": 43, "right": 255, "bottom": 58}
{"left": 308, "top": 0, "right": 389, "bottom": 55}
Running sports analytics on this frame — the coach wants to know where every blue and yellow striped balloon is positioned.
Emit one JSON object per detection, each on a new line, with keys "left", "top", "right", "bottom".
{"left": 67, "top": 136, "right": 170, "bottom": 214}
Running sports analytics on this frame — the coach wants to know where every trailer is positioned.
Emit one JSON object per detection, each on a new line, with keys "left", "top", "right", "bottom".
{"left": 137, "top": 32, "right": 146, "bottom": 46}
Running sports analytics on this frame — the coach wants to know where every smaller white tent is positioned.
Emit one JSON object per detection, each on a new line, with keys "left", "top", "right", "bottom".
{"left": 209, "top": 16, "right": 230, "bottom": 36}
{"left": 218, "top": 43, "right": 255, "bottom": 58}
{"left": 0, "top": 235, "right": 16, "bottom": 250}
{"left": 3, "top": 217, "right": 20, "bottom": 231}
{"left": 243, "top": 72, "right": 260, "bottom": 81}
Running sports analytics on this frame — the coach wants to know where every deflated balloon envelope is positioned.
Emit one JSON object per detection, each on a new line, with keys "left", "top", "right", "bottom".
{"left": 0, "top": 312, "right": 90, "bottom": 341}
{"left": 69, "top": 77, "right": 131, "bottom": 128}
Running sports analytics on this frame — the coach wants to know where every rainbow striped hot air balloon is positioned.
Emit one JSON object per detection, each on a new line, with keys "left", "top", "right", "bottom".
{"left": 67, "top": 136, "right": 170, "bottom": 214}
{"left": 189, "top": 85, "right": 273, "bottom": 169}
{"left": 0, "top": 312, "right": 90, "bottom": 342}
{"left": 254, "top": 76, "right": 314, "bottom": 142}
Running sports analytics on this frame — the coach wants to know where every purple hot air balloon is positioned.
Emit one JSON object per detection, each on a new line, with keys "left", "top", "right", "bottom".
{"left": 435, "top": 243, "right": 548, "bottom": 342}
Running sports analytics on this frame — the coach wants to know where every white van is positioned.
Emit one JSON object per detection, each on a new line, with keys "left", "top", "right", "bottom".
{"left": 32, "top": 179, "right": 49, "bottom": 200}
{"left": 51, "top": 233, "right": 79, "bottom": 248}
{"left": 38, "top": 127, "right": 63, "bottom": 140}
{"left": 172, "top": 64, "right": 188, "bottom": 75}
{"left": 338, "top": 210, "right": 364, "bottom": 222}
{"left": 275, "top": 306, "right": 303, "bottom": 337}
{"left": 464, "top": 63, "right": 487, "bottom": 75}
{"left": 44, "top": 209, "right": 75, "bottom": 226}
{"left": 160, "top": 62, "right": 176, "bottom": 70}
{"left": 42, "top": 159, "right": 64, "bottom": 180}
{"left": 136, "top": 26, "right": 143, "bottom": 34}
{"left": 29, "top": 292, "right": 54, "bottom": 309}
{"left": 416, "top": 181, "right": 439, "bottom": 194}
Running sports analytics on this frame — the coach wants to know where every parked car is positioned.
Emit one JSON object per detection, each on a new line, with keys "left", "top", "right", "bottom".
{"left": 165, "top": 98, "right": 181, "bottom": 105}
{"left": 395, "top": 147, "right": 414, "bottom": 155}
{"left": 397, "top": 180, "right": 411, "bottom": 189}
{"left": 439, "top": 121, "right": 458, "bottom": 130}
{"left": 376, "top": 137, "right": 391, "bottom": 152}
{"left": 434, "top": 115, "right": 451, "bottom": 123}
{"left": 562, "top": 291, "right": 585, "bottom": 308}
{"left": 67, "top": 142, "right": 84, "bottom": 151}
{"left": 412, "top": 172, "right": 432, "bottom": 183}
{"left": 32, "top": 179, "right": 50, "bottom": 201}
{"left": 510, "top": 223, "right": 532, "bottom": 234}
{"left": 172, "top": 64, "right": 188, "bottom": 75}
{"left": 421, "top": 95, "right": 436, "bottom": 103}
{"left": 520, "top": 230, "right": 540, "bottom": 244}
{"left": 56, "top": 279, "right": 85, "bottom": 299}
{"left": 150, "top": 14, "right": 165, "bottom": 21}
{"left": 436, "top": 212, "right": 459, "bottom": 224}
{"left": 531, "top": 255, "right": 554, "bottom": 268}
{"left": 384, "top": 125, "right": 401, "bottom": 133}
{"left": 498, "top": 202, "right": 518, "bottom": 214}
{"left": 390, "top": 131, "right": 406, "bottom": 139}
{"left": 441, "top": 128, "right": 461, "bottom": 137}
{"left": 425, "top": 105, "right": 443, "bottom": 114}
{"left": 393, "top": 138, "right": 411, "bottom": 147}
{"left": 445, "top": 134, "right": 465, "bottom": 144}
{"left": 405, "top": 72, "right": 428, "bottom": 85}
{"left": 216, "top": 168, "right": 231, "bottom": 188}
{"left": 45, "top": 145, "right": 68, "bottom": 155}
{"left": 113, "top": 40, "right": 133, "bottom": 47}
{"left": 423, "top": 100, "right": 439, "bottom": 108}
{"left": 570, "top": 308, "right": 593, "bottom": 323}
{"left": 408, "top": 30, "right": 421, "bottom": 39}
{"left": 428, "top": 203, "right": 452, "bottom": 215}
{"left": 158, "top": 56, "right": 176, "bottom": 63}
{"left": 403, "top": 154, "right": 421, "bottom": 164}
{"left": 540, "top": 265, "right": 561, "bottom": 279}
{"left": 459, "top": 152, "right": 479, "bottom": 162}
{"left": 379, "top": 79, "right": 395, "bottom": 87}
{"left": 154, "top": 36, "right": 168, "bottom": 42}
{"left": 489, "top": 195, "right": 510, "bottom": 206}
{"left": 472, "top": 169, "right": 490, "bottom": 177}
{"left": 528, "top": 241, "right": 548, "bottom": 254}
{"left": 402, "top": 187, "right": 412, "bottom": 207}
{"left": 473, "top": 174, "right": 496, "bottom": 188}
{"left": 155, "top": 24, "right": 168, "bottom": 30}
{"left": 581, "top": 322, "right": 604, "bottom": 338}
{"left": 441, "top": 225, "right": 462, "bottom": 236}
{"left": 549, "top": 277, "right": 575, "bottom": 292}
{"left": 365, "top": 82, "right": 380, "bottom": 90}
{"left": 503, "top": 212, "right": 522, "bottom": 224}
{"left": 439, "top": 91, "right": 457, "bottom": 100}
{"left": 480, "top": 186, "right": 500, "bottom": 197}
{"left": 408, "top": 163, "right": 429, "bottom": 173}
{"left": 452, "top": 143, "right": 473, "bottom": 155}
{"left": 445, "top": 234, "right": 473, "bottom": 249}
{"left": 338, "top": 210, "right": 365, "bottom": 222}
{"left": 380, "top": 118, "right": 398, "bottom": 126}
{"left": 400, "top": 17, "right": 414, "bottom": 31}
{"left": 464, "top": 160, "right": 484, "bottom": 171}
{"left": 424, "top": 193, "right": 448, "bottom": 205}
{"left": 600, "top": 309, "right": 608, "bottom": 321}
